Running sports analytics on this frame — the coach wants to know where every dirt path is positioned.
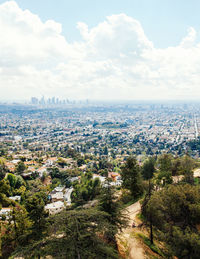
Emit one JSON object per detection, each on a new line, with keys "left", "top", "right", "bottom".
{"left": 117, "top": 201, "right": 146, "bottom": 259}
{"left": 126, "top": 201, "right": 141, "bottom": 226}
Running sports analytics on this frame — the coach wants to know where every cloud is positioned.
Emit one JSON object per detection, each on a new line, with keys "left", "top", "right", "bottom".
{"left": 0, "top": 1, "right": 200, "bottom": 100}
{"left": 77, "top": 14, "right": 153, "bottom": 60}
{"left": 180, "top": 27, "right": 197, "bottom": 48}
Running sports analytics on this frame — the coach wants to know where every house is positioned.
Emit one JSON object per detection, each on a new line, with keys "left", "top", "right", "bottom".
{"left": 37, "top": 166, "right": 48, "bottom": 177}
{"left": 10, "top": 159, "right": 20, "bottom": 164}
{"left": 22, "top": 172, "right": 33, "bottom": 179}
{"left": 5, "top": 162, "right": 15, "bottom": 172}
{"left": 194, "top": 169, "right": 200, "bottom": 178}
{"left": 24, "top": 161, "right": 37, "bottom": 166}
{"left": 0, "top": 208, "right": 12, "bottom": 219}
{"left": 27, "top": 166, "right": 36, "bottom": 173}
{"left": 54, "top": 186, "right": 65, "bottom": 192}
{"left": 9, "top": 196, "right": 21, "bottom": 202}
{"left": 108, "top": 172, "right": 121, "bottom": 181}
{"left": 45, "top": 157, "right": 57, "bottom": 167}
{"left": 50, "top": 192, "right": 64, "bottom": 202}
{"left": 103, "top": 181, "right": 122, "bottom": 188}
{"left": 45, "top": 201, "right": 65, "bottom": 215}
{"left": 92, "top": 174, "right": 106, "bottom": 183}
{"left": 113, "top": 180, "right": 122, "bottom": 186}
{"left": 49, "top": 186, "right": 66, "bottom": 202}
{"left": 69, "top": 176, "right": 79, "bottom": 182}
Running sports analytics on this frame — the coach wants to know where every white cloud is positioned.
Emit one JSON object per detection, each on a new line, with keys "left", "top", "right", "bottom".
{"left": 180, "top": 27, "right": 197, "bottom": 48}
{"left": 0, "top": 1, "right": 200, "bottom": 100}
{"left": 78, "top": 14, "right": 153, "bottom": 60}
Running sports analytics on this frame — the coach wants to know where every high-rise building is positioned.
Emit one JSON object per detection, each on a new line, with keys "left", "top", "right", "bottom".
{"left": 31, "top": 97, "right": 38, "bottom": 105}
{"left": 40, "top": 96, "right": 45, "bottom": 105}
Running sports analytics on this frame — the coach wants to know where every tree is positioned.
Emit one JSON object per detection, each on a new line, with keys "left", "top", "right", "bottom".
{"left": 1, "top": 205, "right": 32, "bottom": 258}
{"left": 103, "top": 146, "right": 108, "bottom": 156}
{"left": 0, "top": 179, "right": 11, "bottom": 206}
{"left": 48, "top": 167, "right": 61, "bottom": 179}
{"left": 72, "top": 173, "right": 101, "bottom": 205}
{"left": 57, "top": 157, "right": 67, "bottom": 168}
{"left": 0, "top": 158, "right": 7, "bottom": 180}
{"left": 142, "top": 184, "right": 200, "bottom": 258}
{"left": 98, "top": 182, "right": 128, "bottom": 245}
{"left": 56, "top": 209, "right": 118, "bottom": 259}
{"left": 77, "top": 157, "right": 85, "bottom": 167}
{"left": 12, "top": 209, "right": 119, "bottom": 259}
{"left": 6, "top": 174, "right": 25, "bottom": 191}
{"left": 141, "top": 157, "right": 155, "bottom": 180}
{"left": 180, "top": 155, "right": 195, "bottom": 184}
{"left": 121, "top": 157, "right": 143, "bottom": 199}
{"left": 15, "top": 161, "right": 26, "bottom": 175}
{"left": 67, "top": 148, "right": 77, "bottom": 158}
{"left": 155, "top": 170, "right": 173, "bottom": 187}
{"left": 141, "top": 157, "right": 156, "bottom": 243}
{"left": 25, "top": 192, "right": 48, "bottom": 239}
{"left": 6, "top": 173, "right": 17, "bottom": 189}
{"left": 157, "top": 153, "right": 172, "bottom": 172}
{"left": 171, "top": 157, "right": 181, "bottom": 176}
{"left": 11, "top": 205, "right": 32, "bottom": 245}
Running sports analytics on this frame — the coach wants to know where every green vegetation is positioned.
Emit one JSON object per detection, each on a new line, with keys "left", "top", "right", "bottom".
{"left": 11, "top": 208, "right": 120, "bottom": 259}
{"left": 142, "top": 184, "right": 200, "bottom": 258}
{"left": 121, "top": 157, "right": 144, "bottom": 199}
{"left": 98, "top": 181, "right": 128, "bottom": 245}
{"left": 15, "top": 161, "right": 26, "bottom": 175}
{"left": 72, "top": 172, "right": 101, "bottom": 205}
{"left": 0, "top": 142, "right": 200, "bottom": 258}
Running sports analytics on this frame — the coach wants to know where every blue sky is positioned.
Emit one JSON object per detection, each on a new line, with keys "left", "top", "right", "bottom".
{"left": 1, "top": 0, "right": 200, "bottom": 47}
{"left": 1, "top": 0, "right": 200, "bottom": 101}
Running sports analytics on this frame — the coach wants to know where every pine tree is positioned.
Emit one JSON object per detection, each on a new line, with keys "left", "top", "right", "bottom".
{"left": 121, "top": 157, "right": 143, "bottom": 199}
{"left": 98, "top": 181, "right": 128, "bottom": 245}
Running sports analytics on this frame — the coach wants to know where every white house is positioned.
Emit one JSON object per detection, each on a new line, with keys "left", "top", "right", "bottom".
{"left": 0, "top": 208, "right": 12, "bottom": 219}
{"left": 45, "top": 201, "right": 65, "bottom": 215}
{"left": 9, "top": 196, "right": 21, "bottom": 202}
{"left": 50, "top": 192, "right": 64, "bottom": 202}
{"left": 54, "top": 186, "right": 65, "bottom": 192}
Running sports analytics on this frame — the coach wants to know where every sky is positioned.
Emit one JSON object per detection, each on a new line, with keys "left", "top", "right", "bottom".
{"left": 1, "top": 0, "right": 200, "bottom": 101}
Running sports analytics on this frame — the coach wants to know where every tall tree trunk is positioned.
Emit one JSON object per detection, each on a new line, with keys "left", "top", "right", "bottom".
{"left": 148, "top": 179, "right": 151, "bottom": 198}
{"left": 150, "top": 214, "right": 153, "bottom": 244}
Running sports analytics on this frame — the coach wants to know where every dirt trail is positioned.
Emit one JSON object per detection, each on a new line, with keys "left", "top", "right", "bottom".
{"left": 117, "top": 201, "right": 146, "bottom": 259}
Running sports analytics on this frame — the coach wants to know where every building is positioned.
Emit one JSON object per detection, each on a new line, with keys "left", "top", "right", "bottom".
{"left": 50, "top": 192, "right": 64, "bottom": 202}
{"left": 45, "top": 201, "right": 65, "bottom": 215}
{"left": 9, "top": 196, "right": 21, "bottom": 202}
{"left": 0, "top": 208, "right": 12, "bottom": 219}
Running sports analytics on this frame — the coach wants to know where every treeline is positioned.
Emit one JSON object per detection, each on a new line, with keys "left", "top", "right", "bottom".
{"left": 5, "top": 182, "right": 127, "bottom": 259}
{"left": 0, "top": 153, "right": 200, "bottom": 258}
{"left": 120, "top": 154, "right": 200, "bottom": 258}
{"left": 136, "top": 154, "right": 200, "bottom": 259}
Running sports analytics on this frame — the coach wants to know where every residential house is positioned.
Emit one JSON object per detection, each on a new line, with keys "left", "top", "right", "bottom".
{"left": 0, "top": 208, "right": 12, "bottom": 219}
{"left": 45, "top": 201, "right": 65, "bottom": 215}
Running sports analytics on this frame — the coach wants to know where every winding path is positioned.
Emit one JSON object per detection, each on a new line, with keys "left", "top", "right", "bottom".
{"left": 117, "top": 201, "right": 146, "bottom": 259}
